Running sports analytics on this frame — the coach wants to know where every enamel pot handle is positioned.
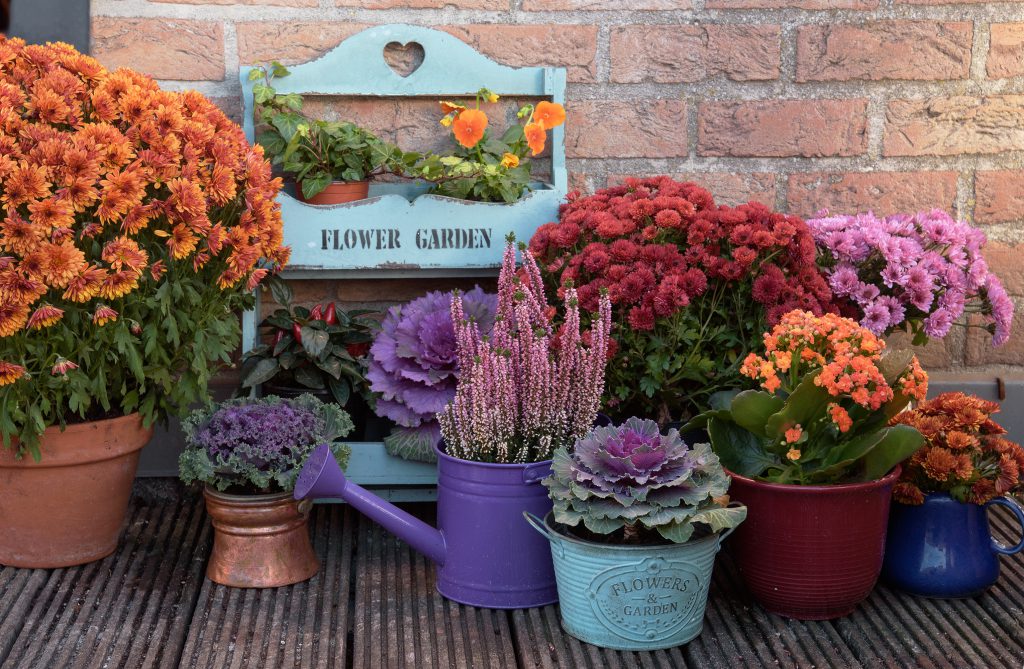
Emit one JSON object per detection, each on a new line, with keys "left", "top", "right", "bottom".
{"left": 986, "top": 496, "right": 1024, "bottom": 556}
{"left": 715, "top": 502, "right": 746, "bottom": 551}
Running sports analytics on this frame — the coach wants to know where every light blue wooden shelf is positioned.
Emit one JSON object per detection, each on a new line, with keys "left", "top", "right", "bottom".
{"left": 239, "top": 24, "right": 568, "bottom": 501}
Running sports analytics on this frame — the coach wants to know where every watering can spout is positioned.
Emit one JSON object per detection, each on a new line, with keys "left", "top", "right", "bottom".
{"left": 294, "top": 444, "right": 447, "bottom": 565}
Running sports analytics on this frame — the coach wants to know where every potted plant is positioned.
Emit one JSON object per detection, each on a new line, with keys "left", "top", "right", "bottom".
{"left": 180, "top": 394, "right": 352, "bottom": 587}
{"left": 366, "top": 286, "right": 497, "bottom": 462}
{"left": 0, "top": 39, "right": 287, "bottom": 568}
{"left": 241, "top": 278, "right": 378, "bottom": 438}
{"left": 525, "top": 417, "right": 746, "bottom": 650}
{"left": 405, "top": 88, "right": 565, "bottom": 203}
{"left": 687, "top": 309, "right": 929, "bottom": 619}
{"left": 292, "top": 238, "right": 613, "bottom": 608}
{"left": 808, "top": 209, "right": 1013, "bottom": 345}
{"left": 881, "top": 392, "right": 1024, "bottom": 597}
{"left": 251, "top": 61, "right": 406, "bottom": 204}
{"left": 529, "top": 176, "right": 835, "bottom": 425}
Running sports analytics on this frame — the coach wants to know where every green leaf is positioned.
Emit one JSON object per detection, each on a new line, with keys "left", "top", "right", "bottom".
{"left": 327, "top": 376, "right": 350, "bottom": 406}
{"left": 252, "top": 83, "right": 273, "bottom": 104}
{"left": 862, "top": 424, "right": 924, "bottom": 482}
{"left": 266, "top": 276, "right": 292, "bottom": 307}
{"left": 300, "top": 327, "right": 329, "bottom": 358}
{"left": 730, "top": 390, "right": 785, "bottom": 439}
{"left": 689, "top": 505, "right": 748, "bottom": 533}
{"left": 706, "top": 417, "right": 779, "bottom": 478}
{"left": 765, "top": 371, "right": 831, "bottom": 439}
{"left": 293, "top": 365, "right": 326, "bottom": 390}
{"left": 315, "top": 356, "right": 343, "bottom": 380}
{"left": 302, "top": 172, "right": 333, "bottom": 200}
{"left": 242, "top": 358, "right": 280, "bottom": 387}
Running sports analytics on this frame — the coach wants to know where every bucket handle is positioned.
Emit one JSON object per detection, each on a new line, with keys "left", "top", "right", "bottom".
{"left": 522, "top": 462, "right": 550, "bottom": 484}
{"left": 523, "top": 511, "right": 564, "bottom": 558}
{"left": 986, "top": 496, "right": 1024, "bottom": 556}
{"left": 715, "top": 502, "right": 746, "bottom": 551}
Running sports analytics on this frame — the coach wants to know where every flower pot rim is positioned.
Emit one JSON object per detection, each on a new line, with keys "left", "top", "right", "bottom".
{"left": 434, "top": 441, "right": 552, "bottom": 469}
{"left": 726, "top": 465, "right": 902, "bottom": 493}
{"left": 202, "top": 484, "right": 295, "bottom": 504}
{"left": 541, "top": 511, "right": 720, "bottom": 552}
{"left": 895, "top": 491, "right": 985, "bottom": 507}
{"left": 1, "top": 412, "right": 151, "bottom": 468}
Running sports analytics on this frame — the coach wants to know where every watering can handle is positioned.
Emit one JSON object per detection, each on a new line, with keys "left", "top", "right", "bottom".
{"left": 987, "top": 496, "right": 1024, "bottom": 556}
{"left": 523, "top": 511, "right": 564, "bottom": 559}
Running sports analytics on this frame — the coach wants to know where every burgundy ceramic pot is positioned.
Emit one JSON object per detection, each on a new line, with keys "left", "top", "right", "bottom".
{"left": 726, "top": 467, "right": 901, "bottom": 620}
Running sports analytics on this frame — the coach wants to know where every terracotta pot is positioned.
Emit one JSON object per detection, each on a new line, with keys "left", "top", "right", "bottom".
{"left": 0, "top": 414, "right": 152, "bottom": 568}
{"left": 203, "top": 486, "right": 319, "bottom": 588}
{"left": 295, "top": 180, "right": 369, "bottom": 205}
{"left": 726, "top": 467, "right": 901, "bottom": 620}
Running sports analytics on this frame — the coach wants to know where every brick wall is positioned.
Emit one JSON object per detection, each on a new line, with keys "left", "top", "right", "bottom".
{"left": 89, "top": 0, "right": 1024, "bottom": 375}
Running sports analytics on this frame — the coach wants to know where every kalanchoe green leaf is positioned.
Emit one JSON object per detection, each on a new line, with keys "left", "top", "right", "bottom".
{"left": 544, "top": 417, "right": 745, "bottom": 543}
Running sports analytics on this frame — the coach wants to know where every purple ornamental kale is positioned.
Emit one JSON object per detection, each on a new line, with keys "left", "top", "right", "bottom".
{"left": 544, "top": 417, "right": 745, "bottom": 543}
{"left": 808, "top": 209, "right": 1014, "bottom": 345}
{"left": 368, "top": 286, "right": 497, "bottom": 461}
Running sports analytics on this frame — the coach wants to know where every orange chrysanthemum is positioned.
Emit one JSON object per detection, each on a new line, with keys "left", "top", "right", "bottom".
{"left": 25, "top": 304, "right": 63, "bottom": 329}
{"left": 452, "top": 108, "right": 488, "bottom": 149}
{"left": 524, "top": 122, "right": 546, "bottom": 156}
{"left": 50, "top": 357, "right": 78, "bottom": 376}
{"left": 40, "top": 241, "right": 87, "bottom": 288}
{"left": 92, "top": 304, "right": 118, "bottom": 326}
{"left": 0, "top": 360, "right": 26, "bottom": 385}
{"left": 532, "top": 101, "right": 565, "bottom": 130}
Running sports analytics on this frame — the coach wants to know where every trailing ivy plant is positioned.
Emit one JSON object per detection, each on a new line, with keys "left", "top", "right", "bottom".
{"left": 250, "top": 62, "right": 409, "bottom": 199}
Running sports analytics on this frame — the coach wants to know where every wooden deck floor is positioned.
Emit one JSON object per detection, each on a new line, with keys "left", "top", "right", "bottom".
{"left": 1, "top": 479, "right": 1022, "bottom": 669}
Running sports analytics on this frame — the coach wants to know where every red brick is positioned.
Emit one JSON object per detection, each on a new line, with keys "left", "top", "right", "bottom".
{"left": 988, "top": 24, "right": 1024, "bottom": 79}
{"left": 91, "top": 18, "right": 224, "bottom": 81}
{"left": 237, "top": 23, "right": 368, "bottom": 65}
{"left": 984, "top": 243, "right": 1024, "bottom": 295}
{"left": 442, "top": 25, "right": 598, "bottom": 83}
{"left": 965, "top": 303, "right": 1024, "bottom": 366}
{"left": 796, "top": 21, "right": 971, "bottom": 82}
{"left": 606, "top": 173, "right": 777, "bottom": 207}
{"left": 786, "top": 171, "right": 958, "bottom": 218}
{"left": 707, "top": 0, "right": 877, "bottom": 8}
{"left": 899, "top": 0, "right": 1020, "bottom": 5}
{"left": 337, "top": 0, "right": 504, "bottom": 7}
{"left": 524, "top": 0, "right": 686, "bottom": 7}
{"left": 566, "top": 99, "right": 686, "bottom": 159}
{"left": 698, "top": 99, "right": 868, "bottom": 158}
{"left": 610, "top": 25, "right": 780, "bottom": 83}
{"left": 153, "top": 0, "right": 316, "bottom": 4}
{"left": 975, "top": 170, "right": 1024, "bottom": 225}
{"left": 883, "top": 96, "right": 1024, "bottom": 157}
{"left": 886, "top": 330, "right": 958, "bottom": 369}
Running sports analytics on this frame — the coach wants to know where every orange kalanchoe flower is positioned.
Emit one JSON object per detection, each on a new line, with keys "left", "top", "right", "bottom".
{"left": 532, "top": 101, "right": 565, "bottom": 130}
{"left": 524, "top": 122, "right": 546, "bottom": 156}
{"left": 452, "top": 108, "right": 488, "bottom": 149}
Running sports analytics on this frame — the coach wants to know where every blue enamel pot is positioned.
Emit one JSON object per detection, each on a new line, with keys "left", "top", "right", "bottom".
{"left": 881, "top": 493, "right": 1024, "bottom": 598}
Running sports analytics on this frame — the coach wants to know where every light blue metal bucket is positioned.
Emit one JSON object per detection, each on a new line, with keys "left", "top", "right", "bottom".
{"left": 525, "top": 511, "right": 734, "bottom": 651}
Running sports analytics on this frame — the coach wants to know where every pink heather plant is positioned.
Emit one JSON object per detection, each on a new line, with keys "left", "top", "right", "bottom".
{"left": 438, "top": 239, "right": 613, "bottom": 464}
{"left": 808, "top": 209, "right": 1014, "bottom": 346}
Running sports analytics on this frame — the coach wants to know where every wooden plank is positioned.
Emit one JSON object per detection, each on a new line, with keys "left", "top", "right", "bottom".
{"left": 352, "top": 510, "right": 517, "bottom": 668}
{"left": 179, "top": 504, "right": 353, "bottom": 669}
{"left": 0, "top": 481, "right": 209, "bottom": 669}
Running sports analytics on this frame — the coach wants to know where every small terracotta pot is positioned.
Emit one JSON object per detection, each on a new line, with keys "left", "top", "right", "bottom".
{"left": 726, "top": 467, "right": 901, "bottom": 620}
{"left": 0, "top": 414, "right": 152, "bottom": 568}
{"left": 295, "top": 180, "right": 369, "bottom": 205}
{"left": 203, "top": 486, "right": 319, "bottom": 588}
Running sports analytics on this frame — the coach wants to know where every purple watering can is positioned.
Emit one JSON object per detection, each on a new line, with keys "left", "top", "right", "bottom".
{"left": 294, "top": 442, "right": 558, "bottom": 609}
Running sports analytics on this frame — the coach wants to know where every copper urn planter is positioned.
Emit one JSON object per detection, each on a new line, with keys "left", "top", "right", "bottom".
{"left": 203, "top": 486, "right": 319, "bottom": 588}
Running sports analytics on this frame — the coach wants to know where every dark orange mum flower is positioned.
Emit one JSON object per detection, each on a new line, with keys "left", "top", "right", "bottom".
{"left": 26, "top": 303, "right": 63, "bottom": 329}
{"left": 533, "top": 101, "right": 565, "bottom": 130}
{"left": 452, "top": 109, "right": 488, "bottom": 149}
{"left": 0, "top": 360, "right": 26, "bottom": 386}
{"left": 524, "top": 122, "right": 546, "bottom": 156}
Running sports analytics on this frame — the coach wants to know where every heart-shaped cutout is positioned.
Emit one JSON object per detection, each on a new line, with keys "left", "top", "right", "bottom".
{"left": 383, "top": 41, "right": 424, "bottom": 78}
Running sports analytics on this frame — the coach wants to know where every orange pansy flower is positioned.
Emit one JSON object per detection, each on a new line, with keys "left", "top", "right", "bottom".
{"left": 533, "top": 101, "right": 565, "bottom": 130}
{"left": 452, "top": 108, "right": 488, "bottom": 149}
{"left": 524, "top": 122, "right": 546, "bottom": 156}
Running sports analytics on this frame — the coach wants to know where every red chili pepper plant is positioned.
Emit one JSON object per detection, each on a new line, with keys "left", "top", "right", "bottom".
{"left": 529, "top": 176, "right": 836, "bottom": 424}
{"left": 241, "top": 277, "right": 377, "bottom": 408}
